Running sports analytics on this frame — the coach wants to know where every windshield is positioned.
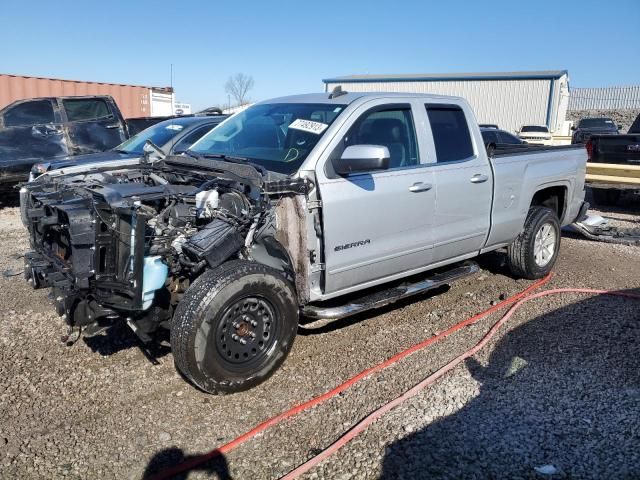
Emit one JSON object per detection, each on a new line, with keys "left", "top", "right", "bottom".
{"left": 117, "top": 120, "right": 192, "bottom": 154}
{"left": 578, "top": 118, "right": 616, "bottom": 129}
{"left": 520, "top": 125, "right": 549, "bottom": 133}
{"left": 189, "top": 102, "right": 347, "bottom": 174}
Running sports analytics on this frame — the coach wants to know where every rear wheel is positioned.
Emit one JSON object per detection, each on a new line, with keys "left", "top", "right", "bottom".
{"left": 591, "top": 188, "right": 621, "bottom": 207}
{"left": 507, "top": 206, "right": 561, "bottom": 279}
{"left": 171, "top": 260, "right": 298, "bottom": 394}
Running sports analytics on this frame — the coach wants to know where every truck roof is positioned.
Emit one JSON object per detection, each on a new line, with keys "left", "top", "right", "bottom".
{"left": 259, "top": 92, "right": 465, "bottom": 105}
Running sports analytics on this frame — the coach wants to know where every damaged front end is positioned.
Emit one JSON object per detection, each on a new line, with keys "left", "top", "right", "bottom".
{"left": 22, "top": 156, "right": 311, "bottom": 341}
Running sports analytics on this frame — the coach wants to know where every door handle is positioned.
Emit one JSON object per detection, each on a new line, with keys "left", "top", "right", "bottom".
{"left": 470, "top": 174, "right": 489, "bottom": 184}
{"left": 105, "top": 123, "right": 121, "bottom": 129}
{"left": 409, "top": 182, "right": 433, "bottom": 192}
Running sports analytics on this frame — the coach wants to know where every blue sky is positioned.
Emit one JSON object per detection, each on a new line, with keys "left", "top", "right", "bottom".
{"left": 1, "top": 0, "right": 638, "bottom": 110}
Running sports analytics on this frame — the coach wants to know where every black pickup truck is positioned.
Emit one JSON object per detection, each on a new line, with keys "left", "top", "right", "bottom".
{"left": 587, "top": 114, "right": 640, "bottom": 164}
{"left": 586, "top": 114, "right": 640, "bottom": 205}
{"left": 0, "top": 95, "right": 128, "bottom": 192}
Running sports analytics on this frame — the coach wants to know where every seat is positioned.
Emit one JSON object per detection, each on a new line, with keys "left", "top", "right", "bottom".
{"left": 359, "top": 118, "right": 409, "bottom": 168}
{"left": 242, "top": 116, "right": 283, "bottom": 149}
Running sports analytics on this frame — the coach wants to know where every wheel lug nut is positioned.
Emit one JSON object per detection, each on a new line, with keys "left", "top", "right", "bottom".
{"left": 232, "top": 334, "right": 240, "bottom": 341}
{"left": 239, "top": 338, "right": 247, "bottom": 345}
{"left": 250, "top": 320, "right": 258, "bottom": 327}
{"left": 249, "top": 332, "right": 256, "bottom": 338}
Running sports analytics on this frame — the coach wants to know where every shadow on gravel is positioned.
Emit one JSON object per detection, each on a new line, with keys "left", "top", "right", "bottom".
{"left": 82, "top": 321, "right": 172, "bottom": 360}
{"left": 381, "top": 289, "right": 640, "bottom": 479}
{"left": 0, "top": 192, "right": 20, "bottom": 209}
{"left": 142, "top": 447, "right": 232, "bottom": 479}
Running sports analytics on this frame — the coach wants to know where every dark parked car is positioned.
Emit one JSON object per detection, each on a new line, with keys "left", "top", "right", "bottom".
{"left": 571, "top": 117, "right": 619, "bottom": 144}
{"left": 31, "top": 115, "right": 227, "bottom": 179}
{"left": 0, "top": 95, "right": 128, "bottom": 191}
{"left": 480, "top": 127, "right": 527, "bottom": 155}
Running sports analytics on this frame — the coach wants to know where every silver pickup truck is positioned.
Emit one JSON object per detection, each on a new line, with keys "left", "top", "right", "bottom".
{"left": 21, "top": 91, "right": 588, "bottom": 393}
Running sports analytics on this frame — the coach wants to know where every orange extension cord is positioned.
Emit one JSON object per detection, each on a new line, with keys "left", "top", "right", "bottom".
{"left": 281, "top": 286, "right": 640, "bottom": 479}
{"left": 151, "top": 274, "right": 554, "bottom": 480}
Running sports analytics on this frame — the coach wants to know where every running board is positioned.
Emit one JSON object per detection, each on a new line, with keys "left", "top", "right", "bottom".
{"left": 302, "top": 262, "right": 479, "bottom": 324}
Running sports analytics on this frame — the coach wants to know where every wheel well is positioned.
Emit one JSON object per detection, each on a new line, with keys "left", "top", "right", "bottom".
{"left": 530, "top": 186, "right": 567, "bottom": 221}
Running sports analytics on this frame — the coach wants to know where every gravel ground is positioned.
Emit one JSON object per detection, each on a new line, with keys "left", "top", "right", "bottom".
{"left": 0, "top": 200, "right": 639, "bottom": 480}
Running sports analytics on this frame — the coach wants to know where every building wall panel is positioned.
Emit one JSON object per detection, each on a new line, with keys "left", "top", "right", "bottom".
{"left": 325, "top": 79, "right": 555, "bottom": 133}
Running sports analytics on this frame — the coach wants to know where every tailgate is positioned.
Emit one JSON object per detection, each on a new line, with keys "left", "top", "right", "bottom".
{"left": 593, "top": 134, "right": 640, "bottom": 163}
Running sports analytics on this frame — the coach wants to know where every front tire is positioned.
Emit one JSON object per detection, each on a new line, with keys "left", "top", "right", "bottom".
{"left": 507, "top": 206, "right": 561, "bottom": 279}
{"left": 171, "top": 260, "right": 298, "bottom": 394}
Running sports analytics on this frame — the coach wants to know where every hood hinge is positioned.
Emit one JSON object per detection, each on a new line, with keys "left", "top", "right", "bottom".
{"left": 307, "top": 199, "right": 322, "bottom": 210}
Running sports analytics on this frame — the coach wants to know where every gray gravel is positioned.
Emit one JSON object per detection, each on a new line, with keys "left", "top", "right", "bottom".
{"left": 567, "top": 109, "right": 640, "bottom": 133}
{"left": 0, "top": 202, "right": 639, "bottom": 480}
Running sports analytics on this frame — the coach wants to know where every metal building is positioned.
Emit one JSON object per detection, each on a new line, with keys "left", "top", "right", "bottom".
{"left": 0, "top": 73, "right": 174, "bottom": 118}
{"left": 323, "top": 70, "right": 570, "bottom": 134}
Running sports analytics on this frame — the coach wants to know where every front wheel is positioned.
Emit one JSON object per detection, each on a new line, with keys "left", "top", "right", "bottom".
{"left": 171, "top": 260, "right": 299, "bottom": 394}
{"left": 507, "top": 206, "right": 561, "bottom": 279}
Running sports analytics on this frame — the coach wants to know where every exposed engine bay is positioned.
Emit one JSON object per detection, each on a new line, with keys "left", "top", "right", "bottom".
{"left": 22, "top": 156, "right": 312, "bottom": 339}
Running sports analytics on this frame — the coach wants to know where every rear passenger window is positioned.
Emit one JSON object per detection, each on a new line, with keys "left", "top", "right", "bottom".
{"left": 426, "top": 105, "right": 474, "bottom": 162}
{"left": 3, "top": 100, "right": 55, "bottom": 127}
{"left": 344, "top": 106, "right": 420, "bottom": 169}
{"left": 63, "top": 98, "right": 111, "bottom": 122}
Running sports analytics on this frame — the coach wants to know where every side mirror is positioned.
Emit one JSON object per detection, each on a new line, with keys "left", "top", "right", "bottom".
{"left": 571, "top": 125, "right": 576, "bottom": 131}
{"left": 334, "top": 145, "right": 390, "bottom": 175}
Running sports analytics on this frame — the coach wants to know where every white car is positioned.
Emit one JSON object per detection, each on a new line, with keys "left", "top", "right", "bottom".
{"left": 518, "top": 125, "right": 553, "bottom": 145}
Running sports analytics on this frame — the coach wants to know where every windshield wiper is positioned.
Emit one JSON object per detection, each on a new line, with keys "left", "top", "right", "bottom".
{"left": 187, "top": 151, "right": 267, "bottom": 174}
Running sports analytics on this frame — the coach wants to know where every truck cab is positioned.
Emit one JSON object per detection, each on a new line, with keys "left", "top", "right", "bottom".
{"left": 0, "top": 95, "right": 127, "bottom": 190}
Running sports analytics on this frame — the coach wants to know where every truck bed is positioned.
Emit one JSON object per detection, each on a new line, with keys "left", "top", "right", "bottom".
{"left": 484, "top": 143, "right": 587, "bottom": 249}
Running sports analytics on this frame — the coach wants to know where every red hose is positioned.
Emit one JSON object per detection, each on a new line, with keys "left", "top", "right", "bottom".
{"left": 281, "top": 287, "right": 640, "bottom": 479}
{"left": 151, "top": 275, "right": 551, "bottom": 480}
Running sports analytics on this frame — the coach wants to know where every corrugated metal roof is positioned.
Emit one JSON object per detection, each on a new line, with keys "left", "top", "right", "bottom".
{"left": 0, "top": 73, "right": 172, "bottom": 92}
{"left": 323, "top": 70, "right": 568, "bottom": 83}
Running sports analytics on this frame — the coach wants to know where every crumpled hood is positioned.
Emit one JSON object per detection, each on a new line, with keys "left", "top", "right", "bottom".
{"left": 34, "top": 150, "right": 139, "bottom": 173}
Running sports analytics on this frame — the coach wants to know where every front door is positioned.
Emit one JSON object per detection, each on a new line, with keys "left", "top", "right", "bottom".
{"left": 317, "top": 101, "right": 435, "bottom": 295}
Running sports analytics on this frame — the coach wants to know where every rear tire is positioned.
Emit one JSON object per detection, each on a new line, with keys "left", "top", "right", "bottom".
{"left": 591, "top": 188, "right": 621, "bottom": 207}
{"left": 507, "top": 206, "right": 561, "bottom": 279}
{"left": 171, "top": 260, "right": 298, "bottom": 394}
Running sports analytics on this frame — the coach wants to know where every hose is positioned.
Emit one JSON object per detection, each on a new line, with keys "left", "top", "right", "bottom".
{"left": 281, "top": 286, "right": 640, "bottom": 479}
{"left": 149, "top": 275, "right": 551, "bottom": 480}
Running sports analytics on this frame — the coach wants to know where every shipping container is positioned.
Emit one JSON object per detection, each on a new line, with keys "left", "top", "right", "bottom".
{"left": 0, "top": 73, "right": 174, "bottom": 118}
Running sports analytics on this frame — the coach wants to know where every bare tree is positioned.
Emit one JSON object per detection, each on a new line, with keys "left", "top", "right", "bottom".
{"left": 225, "top": 73, "right": 254, "bottom": 106}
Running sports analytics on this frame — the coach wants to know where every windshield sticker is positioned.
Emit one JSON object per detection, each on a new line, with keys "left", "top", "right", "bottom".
{"left": 166, "top": 124, "right": 184, "bottom": 131}
{"left": 288, "top": 119, "right": 328, "bottom": 135}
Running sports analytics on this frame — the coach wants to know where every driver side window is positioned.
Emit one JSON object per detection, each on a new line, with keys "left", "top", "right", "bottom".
{"left": 343, "top": 106, "right": 420, "bottom": 170}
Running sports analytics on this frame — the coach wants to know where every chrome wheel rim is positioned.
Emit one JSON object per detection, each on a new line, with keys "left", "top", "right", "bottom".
{"left": 534, "top": 222, "right": 556, "bottom": 267}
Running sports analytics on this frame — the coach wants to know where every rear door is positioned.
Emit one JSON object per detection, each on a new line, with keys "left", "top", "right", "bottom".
{"left": 0, "top": 98, "right": 68, "bottom": 171}
{"left": 317, "top": 99, "right": 436, "bottom": 295}
{"left": 424, "top": 103, "right": 493, "bottom": 263}
{"left": 62, "top": 97, "right": 127, "bottom": 155}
